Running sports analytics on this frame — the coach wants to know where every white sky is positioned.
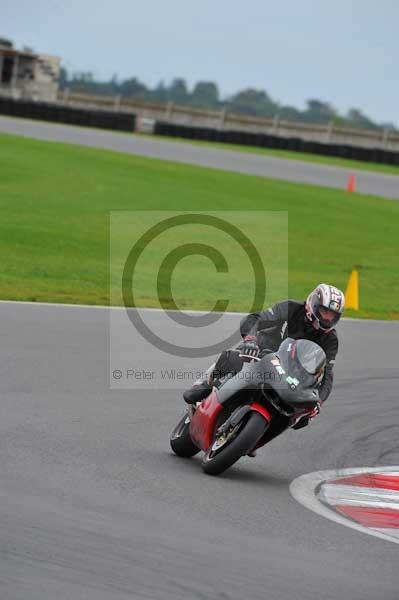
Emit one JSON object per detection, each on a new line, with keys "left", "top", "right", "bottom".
{"left": 2, "top": 0, "right": 398, "bottom": 124}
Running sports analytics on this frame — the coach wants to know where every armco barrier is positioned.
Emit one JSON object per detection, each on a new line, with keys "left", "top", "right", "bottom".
{"left": 59, "top": 91, "right": 399, "bottom": 152}
{"left": 0, "top": 98, "right": 136, "bottom": 132}
{"left": 154, "top": 121, "right": 399, "bottom": 166}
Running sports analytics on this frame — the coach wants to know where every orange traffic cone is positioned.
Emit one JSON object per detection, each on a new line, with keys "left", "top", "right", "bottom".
{"left": 347, "top": 174, "right": 356, "bottom": 193}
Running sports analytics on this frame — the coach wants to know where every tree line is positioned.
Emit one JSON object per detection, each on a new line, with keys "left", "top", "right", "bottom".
{"left": 59, "top": 68, "right": 395, "bottom": 131}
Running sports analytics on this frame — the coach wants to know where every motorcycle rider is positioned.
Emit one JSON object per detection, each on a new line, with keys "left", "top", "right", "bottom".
{"left": 183, "top": 283, "right": 345, "bottom": 429}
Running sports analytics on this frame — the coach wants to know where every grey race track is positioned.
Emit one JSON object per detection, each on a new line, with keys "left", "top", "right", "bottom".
{"left": 1, "top": 301, "right": 398, "bottom": 600}
{"left": 0, "top": 114, "right": 398, "bottom": 199}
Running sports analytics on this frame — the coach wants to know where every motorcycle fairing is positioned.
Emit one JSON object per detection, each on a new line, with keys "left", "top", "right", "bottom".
{"left": 215, "top": 360, "right": 268, "bottom": 405}
{"left": 189, "top": 390, "right": 223, "bottom": 451}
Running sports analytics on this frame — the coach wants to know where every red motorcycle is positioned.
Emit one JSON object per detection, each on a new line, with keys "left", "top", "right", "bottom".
{"left": 170, "top": 337, "right": 325, "bottom": 475}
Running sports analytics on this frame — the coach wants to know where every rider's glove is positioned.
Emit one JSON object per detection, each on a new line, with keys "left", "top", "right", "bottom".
{"left": 237, "top": 335, "right": 260, "bottom": 359}
{"left": 292, "top": 400, "right": 321, "bottom": 430}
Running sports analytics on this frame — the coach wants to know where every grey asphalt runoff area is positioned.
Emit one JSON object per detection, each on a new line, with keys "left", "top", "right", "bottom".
{"left": 0, "top": 114, "right": 398, "bottom": 199}
{"left": 1, "top": 301, "right": 398, "bottom": 600}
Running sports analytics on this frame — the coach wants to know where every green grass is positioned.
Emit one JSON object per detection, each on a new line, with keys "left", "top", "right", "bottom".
{"left": 0, "top": 132, "right": 398, "bottom": 319}
{"left": 144, "top": 133, "right": 399, "bottom": 176}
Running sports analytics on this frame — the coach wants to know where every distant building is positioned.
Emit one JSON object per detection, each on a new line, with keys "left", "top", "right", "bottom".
{"left": 0, "top": 39, "right": 60, "bottom": 102}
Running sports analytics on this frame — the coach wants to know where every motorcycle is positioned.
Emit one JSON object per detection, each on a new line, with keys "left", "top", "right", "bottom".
{"left": 170, "top": 337, "right": 325, "bottom": 475}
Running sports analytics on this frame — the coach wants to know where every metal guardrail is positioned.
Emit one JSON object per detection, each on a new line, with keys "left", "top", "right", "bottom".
{"left": 57, "top": 90, "right": 399, "bottom": 152}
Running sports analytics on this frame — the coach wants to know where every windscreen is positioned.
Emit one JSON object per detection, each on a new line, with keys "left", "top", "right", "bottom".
{"left": 276, "top": 338, "right": 326, "bottom": 388}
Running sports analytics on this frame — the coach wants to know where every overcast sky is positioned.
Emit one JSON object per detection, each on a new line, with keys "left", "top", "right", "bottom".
{"left": 2, "top": 0, "right": 398, "bottom": 124}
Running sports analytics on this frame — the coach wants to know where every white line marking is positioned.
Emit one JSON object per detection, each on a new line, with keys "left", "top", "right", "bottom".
{"left": 0, "top": 299, "right": 242, "bottom": 314}
{"left": 320, "top": 483, "right": 399, "bottom": 508}
{"left": 374, "top": 528, "right": 399, "bottom": 540}
{"left": 290, "top": 467, "right": 399, "bottom": 545}
{"left": 0, "top": 299, "right": 397, "bottom": 323}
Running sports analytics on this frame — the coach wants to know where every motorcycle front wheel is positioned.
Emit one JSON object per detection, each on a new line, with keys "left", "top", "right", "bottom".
{"left": 201, "top": 411, "right": 268, "bottom": 476}
{"left": 170, "top": 412, "right": 200, "bottom": 458}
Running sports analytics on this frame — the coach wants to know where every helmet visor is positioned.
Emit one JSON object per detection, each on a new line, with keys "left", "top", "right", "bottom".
{"left": 317, "top": 306, "right": 341, "bottom": 329}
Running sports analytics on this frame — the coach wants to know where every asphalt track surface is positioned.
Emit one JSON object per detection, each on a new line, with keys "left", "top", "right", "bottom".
{"left": 1, "top": 301, "right": 398, "bottom": 600}
{"left": 0, "top": 114, "right": 398, "bottom": 200}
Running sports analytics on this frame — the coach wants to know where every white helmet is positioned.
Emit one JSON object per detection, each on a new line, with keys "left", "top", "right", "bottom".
{"left": 305, "top": 284, "right": 345, "bottom": 332}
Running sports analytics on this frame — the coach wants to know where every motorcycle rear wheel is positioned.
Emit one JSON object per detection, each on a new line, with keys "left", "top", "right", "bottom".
{"left": 201, "top": 411, "right": 268, "bottom": 475}
{"left": 170, "top": 412, "right": 200, "bottom": 458}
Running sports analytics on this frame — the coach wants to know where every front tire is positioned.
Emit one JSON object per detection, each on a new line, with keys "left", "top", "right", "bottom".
{"left": 170, "top": 412, "right": 200, "bottom": 458}
{"left": 201, "top": 411, "right": 268, "bottom": 475}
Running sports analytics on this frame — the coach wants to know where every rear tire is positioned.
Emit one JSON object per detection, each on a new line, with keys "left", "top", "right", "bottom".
{"left": 201, "top": 411, "right": 268, "bottom": 476}
{"left": 170, "top": 413, "right": 200, "bottom": 458}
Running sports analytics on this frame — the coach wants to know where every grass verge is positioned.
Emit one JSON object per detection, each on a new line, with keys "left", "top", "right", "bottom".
{"left": 0, "top": 132, "right": 398, "bottom": 319}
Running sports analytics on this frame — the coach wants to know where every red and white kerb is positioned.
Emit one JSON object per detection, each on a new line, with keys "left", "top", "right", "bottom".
{"left": 290, "top": 467, "right": 399, "bottom": 545}
{"left": 318, "top": 471, "right": 399, "bottom": 539}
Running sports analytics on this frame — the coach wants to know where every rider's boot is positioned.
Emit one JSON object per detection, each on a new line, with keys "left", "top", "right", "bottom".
{"left": 183, "top": 363, "right": 215, "bottom": 404}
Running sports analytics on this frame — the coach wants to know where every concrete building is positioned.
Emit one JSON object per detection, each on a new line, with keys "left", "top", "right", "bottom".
{"left": 0, "top": 40, "right": 60, "bottom": 102}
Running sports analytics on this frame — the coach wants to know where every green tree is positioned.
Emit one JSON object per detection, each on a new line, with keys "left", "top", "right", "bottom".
{"left": 191, "top": 81, "right": 220, "bottom": 108}
{"left": 227, "top": 88, "right": 277, "bottom": 117}
{"left": 278, "top": 105, "right": 301, "bottom": 121}
{"left": 119, "top": 77, "right": 148, "bottom": 99}
{"left": 346, "top": 108, "right": 378, "bottom": 130}
{"left": 51, "top": 68, "right": 392, "bottom": 131}
{"left": 302, "top": 99, "right": 336, "bottom": 124}
{"left": 152, "top": 80, "right": 168, "bottom": 103}
{"left": 168, "top": 78, "right": 189, "bottom": 104}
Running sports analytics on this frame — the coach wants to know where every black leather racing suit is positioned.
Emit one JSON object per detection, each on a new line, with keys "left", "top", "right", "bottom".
{"left": 240, "top": 300, "right": 338, "bottom": 403}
